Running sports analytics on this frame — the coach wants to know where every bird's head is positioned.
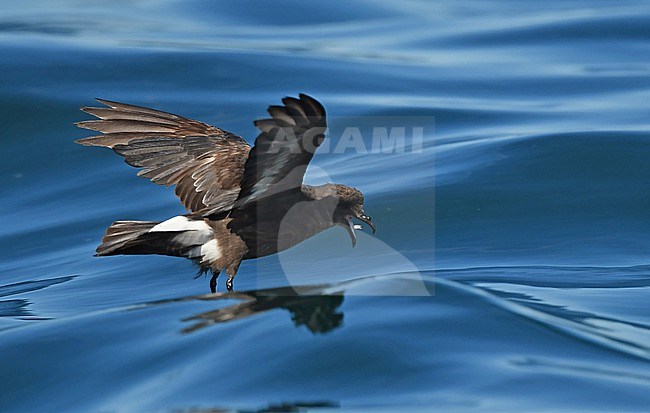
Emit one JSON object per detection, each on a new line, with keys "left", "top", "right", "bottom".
{"left": 332, "top": 184, "right": 376, "bottom": 247}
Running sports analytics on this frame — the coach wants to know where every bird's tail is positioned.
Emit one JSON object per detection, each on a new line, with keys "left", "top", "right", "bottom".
{"left": 96, "top": 221, "right": 161, "bottom": 256}
{"left": 95, "top": 217, "right": 218, "bottom": 278}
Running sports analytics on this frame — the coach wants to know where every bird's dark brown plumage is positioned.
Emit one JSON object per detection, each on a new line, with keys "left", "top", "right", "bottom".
{"left": 76, "top": 99, "right": 250, "bottom": 214}
{"left": 76, "top": 94, "right": 374, "bottom": 292}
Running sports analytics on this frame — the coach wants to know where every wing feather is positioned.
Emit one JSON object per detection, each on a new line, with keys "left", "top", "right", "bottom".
{"left": 76, "top": 99, "right": 251, "bottom": 214}
{"left": 234, "top": 93, "right": 327, "bottom": 207}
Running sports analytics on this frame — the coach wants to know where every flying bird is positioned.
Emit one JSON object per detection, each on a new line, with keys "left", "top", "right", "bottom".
{"left": 76, "top": 94, "right": 375, "bottom": 292}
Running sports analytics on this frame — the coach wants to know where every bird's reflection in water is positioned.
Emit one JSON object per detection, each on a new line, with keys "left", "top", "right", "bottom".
{"left": 182, "top": 288, "right": 344, "bottom": 334}
{"left": 171, "top": 400, "right": 339, "bottom": 413}
{"left": 151, "top": 284, "right": 345, "bottom": 335}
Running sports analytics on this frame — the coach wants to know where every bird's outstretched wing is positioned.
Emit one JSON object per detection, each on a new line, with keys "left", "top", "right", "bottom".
{"left": 76, "top": 99, "right": 251, "bottom": 214}
{"left": 233, "top": 93, "right": 327, "bottom": 207}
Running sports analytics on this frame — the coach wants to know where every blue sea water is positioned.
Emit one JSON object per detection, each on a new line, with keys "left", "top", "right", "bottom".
{"left": 1, "top": 1, "right": 649, "bottom": 412}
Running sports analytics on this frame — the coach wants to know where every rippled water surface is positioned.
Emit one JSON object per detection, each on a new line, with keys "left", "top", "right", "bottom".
{"left": 1, "top": 1, "right": 649, "bottom": 412}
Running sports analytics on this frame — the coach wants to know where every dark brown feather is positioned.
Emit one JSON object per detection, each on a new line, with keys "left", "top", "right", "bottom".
{"left": 234, "top": 93, "right": 327, "bottom": 208}
{"left": 75, "top": 99, "right": 251, "bottom": 214}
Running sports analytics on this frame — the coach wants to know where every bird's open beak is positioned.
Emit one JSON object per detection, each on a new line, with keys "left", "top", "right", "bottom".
{"left": 356, "top": 211, "right": 376, "bottom": 234}
{"left": 344, "top": 211, "right": 376, "bottom": 248}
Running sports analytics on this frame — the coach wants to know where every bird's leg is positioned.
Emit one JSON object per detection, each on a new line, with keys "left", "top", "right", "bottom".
{"left": 209, "top": 270, "right": 220, "bottom": 294}
{"left": 225, "top": 260, "right": 241, "bottom": 293}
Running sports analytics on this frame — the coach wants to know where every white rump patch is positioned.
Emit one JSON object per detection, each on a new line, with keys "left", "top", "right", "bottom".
{"left": 199, "top": 239, "right": 221, "bottom": 263}
{"left": 172, "top": 231, "right": 212, "bottom": 248}
{"left": 150, "top": 216, "right": 220, "bottom": 264}
{"left": 150, "top": 216, "right": 212, "bottom": 233}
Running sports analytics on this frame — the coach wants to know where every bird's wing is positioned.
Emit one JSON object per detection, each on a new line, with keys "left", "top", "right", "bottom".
{"left": 233, "top": 93, "right": 327, "bottom": 207}
{"left": 76, "top": 99, "right": 251, "bottom": 214}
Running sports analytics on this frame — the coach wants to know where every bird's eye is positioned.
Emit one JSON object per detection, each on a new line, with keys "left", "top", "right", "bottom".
{"left": 313, "top": 134, "right": 325, "bottom": 146}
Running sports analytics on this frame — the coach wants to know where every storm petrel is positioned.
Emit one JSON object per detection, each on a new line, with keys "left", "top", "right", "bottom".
{"left": 76, "top": 94, "right": 375, "bottom": 292}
